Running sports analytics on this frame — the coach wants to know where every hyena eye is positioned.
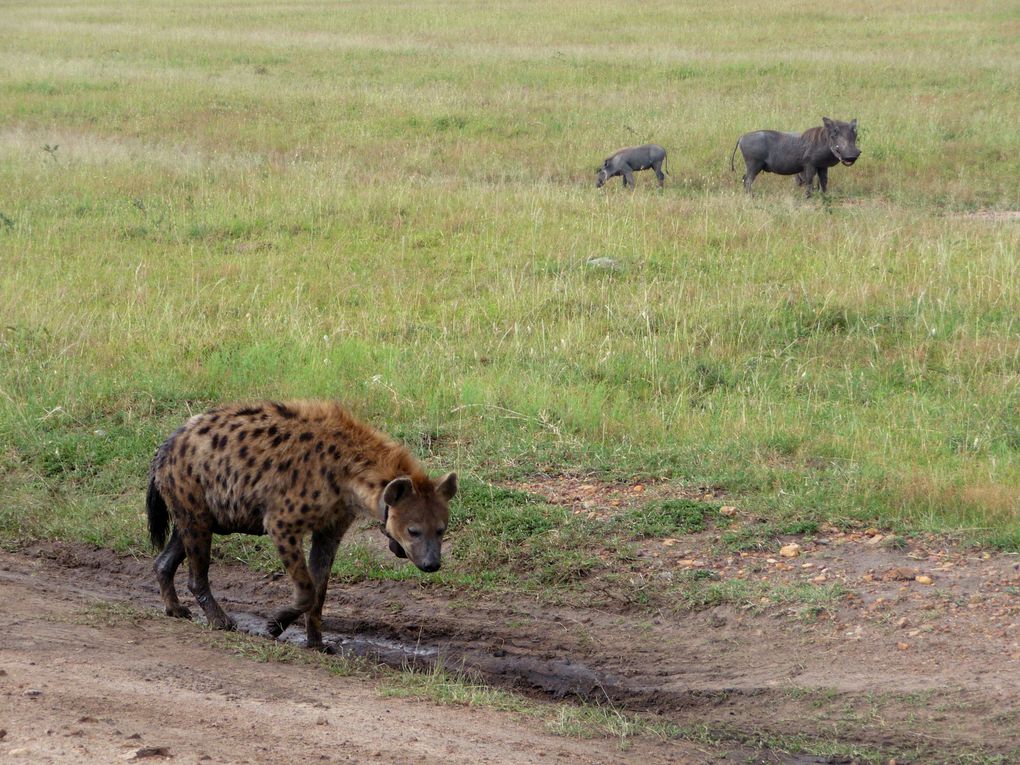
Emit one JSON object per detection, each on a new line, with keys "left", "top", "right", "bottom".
{"left": 407, "top": 528, "right": 422, "bottom": 538}
{"left": 437, "top": 527, "right": 446, "bottom": 537}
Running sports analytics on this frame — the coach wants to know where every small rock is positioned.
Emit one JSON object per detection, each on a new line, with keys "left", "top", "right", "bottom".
{"left": 585, "top": 257, "right": 622, "bottom": 272}
{"left": 883, "top": 567, "right": 919, "bottom": 581}
{"left": 915, "top": 575, "right": 934, "bottom": 585}
{"left": 812, "top": 574, "right": 827, "bottom": 583}
{"left": 22, "top": 689, "right": 42, "bottom": 698}
{"left": 779, "top": 543, "right": 801, "bottom": 558}
{"left": 127, "top": 747, "right": 170, "bottom": 760}
{"left": 719, "top": 506, "right": 737, "bottom": 517}
{"left": 316, "top": 716, "right": 328, "bottom": 726}
{"left": 896, "top": 642, "right": 910, "bottom": 651}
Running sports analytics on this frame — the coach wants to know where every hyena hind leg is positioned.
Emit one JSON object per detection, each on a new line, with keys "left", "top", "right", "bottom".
{"left": 185, "top": 525, "right": 236, "bottom": 631}
{"left": 154, "top": 527, "right": 191, "bottom": 619}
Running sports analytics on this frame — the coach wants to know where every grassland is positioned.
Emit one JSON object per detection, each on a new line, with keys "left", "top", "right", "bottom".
{"left": 1, "top": 0, "right": 1019, "bottom": 592}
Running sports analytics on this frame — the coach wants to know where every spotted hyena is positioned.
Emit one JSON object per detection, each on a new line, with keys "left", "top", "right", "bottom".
{"left": 147, "top": 400, "right": 457, "bottom": 650}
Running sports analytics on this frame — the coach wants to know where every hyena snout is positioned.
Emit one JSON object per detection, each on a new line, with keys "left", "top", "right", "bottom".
{"left": 415, "top": 541, "right": 442, "bottom": 573}
{"left": 391, "top": 531, "right": 443, "bottom": 572}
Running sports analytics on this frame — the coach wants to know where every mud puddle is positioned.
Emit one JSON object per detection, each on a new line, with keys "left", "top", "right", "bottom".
{"left": 231, "top": 610, "right": 619, "bottom": 701}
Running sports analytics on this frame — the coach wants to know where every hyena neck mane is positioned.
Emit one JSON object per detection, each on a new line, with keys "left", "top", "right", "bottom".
{"left": 310, "top": 401, "right": 435, "bottom": 510}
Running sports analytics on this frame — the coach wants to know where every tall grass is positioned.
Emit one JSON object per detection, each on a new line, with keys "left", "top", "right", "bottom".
{"left": 1, "top": 0, "right": 1018, "bottom": 560}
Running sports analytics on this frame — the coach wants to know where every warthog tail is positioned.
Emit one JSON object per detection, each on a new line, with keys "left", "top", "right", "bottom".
{"left": 664, "top": 153, "right": 670, "bottom": 175}
{"left": 730, "top": 140, "right": 739, "bottom": 172}
{"left": 147, "top": 472, "right": 170, "bottom": 549}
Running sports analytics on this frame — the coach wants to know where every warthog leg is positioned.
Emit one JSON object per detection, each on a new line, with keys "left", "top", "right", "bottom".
{"left": 743, "top": 160, "right": 764, "bottom": 193}
{"left": 816, "top": 167, "right": 829, "bottom": 194}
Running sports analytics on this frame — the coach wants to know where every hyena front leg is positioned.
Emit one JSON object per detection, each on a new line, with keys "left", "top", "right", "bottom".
{"left": 267, "top": 526, "right": 316, "bottom": 639}
{"left": 154, "top": 527, "right": 191, "bottom": 619}
{"left": 305, "top": 520, "right": 351, "bottom": 650}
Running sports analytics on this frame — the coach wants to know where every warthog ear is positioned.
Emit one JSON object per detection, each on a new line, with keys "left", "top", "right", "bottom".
{"left": 383, "top": 476, "right": 414, "bottom": 507}
{"left": 850, "top": 118, "right": 858, "bottom": 133}
{"left": 822, "top": 116, "right": 834, "bottom": 129}
{"left": 436, "top": 472, "right": 458, "bottom": 501}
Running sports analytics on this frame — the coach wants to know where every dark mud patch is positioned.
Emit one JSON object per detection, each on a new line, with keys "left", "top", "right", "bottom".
{"left": 234, "top": 609, "right": 612, "bottom": 699}
{"left": 4, "top": 539, "right": 1020, "bottom": 763}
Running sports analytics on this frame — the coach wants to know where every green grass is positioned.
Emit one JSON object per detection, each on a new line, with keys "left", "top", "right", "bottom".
{"left": 1, "top": 0, "right": 1019, "bottom": 590}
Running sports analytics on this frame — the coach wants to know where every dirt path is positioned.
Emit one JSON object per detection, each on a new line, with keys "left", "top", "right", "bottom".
{"left": 1, "top": 559, "right": 720, "bottom": 765}
{"left": 3, "top": 533, "right": 1020, "bottom": 764}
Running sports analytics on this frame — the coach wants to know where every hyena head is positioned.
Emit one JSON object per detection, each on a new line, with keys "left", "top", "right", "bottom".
{"left": 382, "top": 473, "right": 457, "bottom": 573}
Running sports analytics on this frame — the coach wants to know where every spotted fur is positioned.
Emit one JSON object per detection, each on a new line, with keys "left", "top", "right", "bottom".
{"left": 147, "top": 400, "right": 456, "bottom": 649}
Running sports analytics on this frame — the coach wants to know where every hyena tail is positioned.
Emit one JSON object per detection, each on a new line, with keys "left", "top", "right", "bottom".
{"left": 147, "top": 473, "right": 170, "bottom": 549}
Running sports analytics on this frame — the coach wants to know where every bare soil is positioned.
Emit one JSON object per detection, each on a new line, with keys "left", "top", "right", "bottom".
{"left": 3, "top": 485, "right": 1020, "bottom": 764}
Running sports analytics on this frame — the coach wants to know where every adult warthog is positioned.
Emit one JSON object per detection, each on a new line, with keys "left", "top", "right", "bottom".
{"left": 731, "top": 118, "right": 861, "bottom": 197}
{"left": 596, "top": 144, "right": 668, "bottom": 189}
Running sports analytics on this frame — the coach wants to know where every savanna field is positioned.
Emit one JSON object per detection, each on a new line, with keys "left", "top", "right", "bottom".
{"left": 2, "top": 2, "right": 1020, "bottom": 761}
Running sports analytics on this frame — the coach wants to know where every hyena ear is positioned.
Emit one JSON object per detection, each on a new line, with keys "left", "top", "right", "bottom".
{"left": 436, "top": 472, "right": 458, "bottom": 501}
{"left": 383, "top": 477, "right": 414, "bottom": 507}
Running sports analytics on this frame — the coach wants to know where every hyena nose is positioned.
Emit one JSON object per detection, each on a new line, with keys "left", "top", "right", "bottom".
{"left": 419, "top": 559, "right": 441, "bottom": 573}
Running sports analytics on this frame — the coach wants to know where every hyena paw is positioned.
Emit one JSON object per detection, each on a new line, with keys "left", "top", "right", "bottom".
{"left": 165, "top": 604, "right": 192, "bottom": 619}
{"left": 306, "top": 638, "right": 332, "bottom": 653}
{"left": 210, "top": 614, "right": 236, "bottom": 631}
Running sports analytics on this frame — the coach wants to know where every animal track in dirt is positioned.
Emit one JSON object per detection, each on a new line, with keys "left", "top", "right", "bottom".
{"left": 3, "top": 527, "right": 1020, "bottom": 764}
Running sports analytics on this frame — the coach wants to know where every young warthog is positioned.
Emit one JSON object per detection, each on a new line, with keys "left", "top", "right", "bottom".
{"left": 596, "top": 144, "right": 668, "bottom": 189}
{"left": 147, "top": 400, "right": 457, "bottom": 650}
{"left": 731, "top": 118, "right": 861, "bottom": 197}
